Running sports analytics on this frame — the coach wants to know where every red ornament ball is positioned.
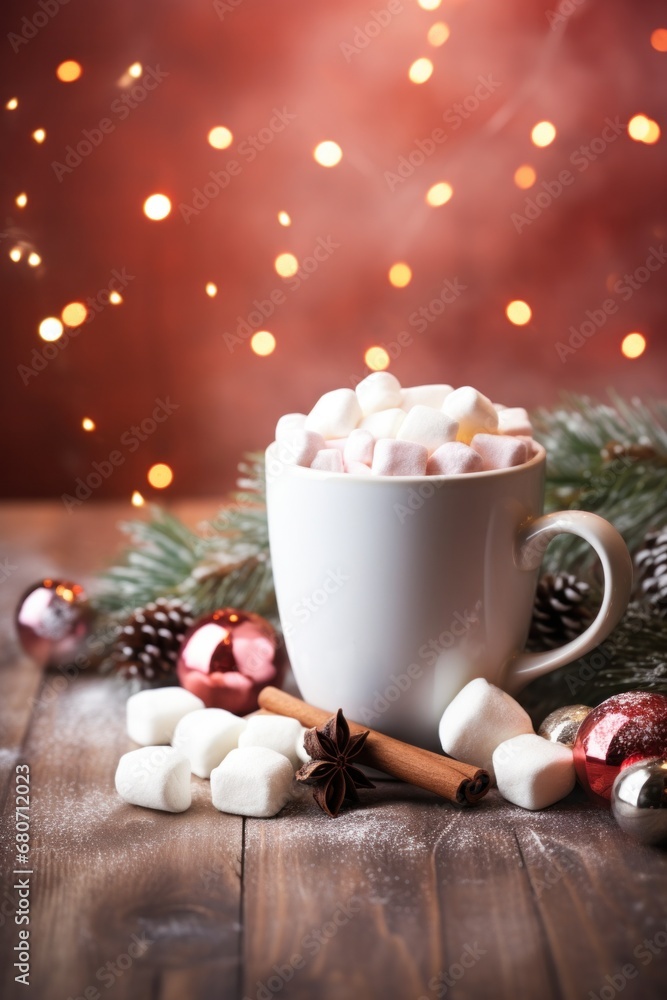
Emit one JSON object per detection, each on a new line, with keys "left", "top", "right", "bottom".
{"left": 176, "top": 608, "right": 286, "bottom": 715}
{"left": 573, "top": 691, "right": 667, "bottom": 804}
{"left": 15, "top": 579, "right": 90, "bottom": 668}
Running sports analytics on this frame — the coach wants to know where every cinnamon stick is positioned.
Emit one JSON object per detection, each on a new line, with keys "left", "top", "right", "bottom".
{"left": 258, "top": 687, "right": 489, "bottom": 806}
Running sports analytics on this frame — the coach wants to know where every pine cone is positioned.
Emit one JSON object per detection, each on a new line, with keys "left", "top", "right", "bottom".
{"left": 635, "top": 529, "right": 667, "bottom": 616}
{"left": 528, "top": 573, "right": 593, "bottom": 650}
{"left": 112, "top": 598, "right": 195, "bottom": 681}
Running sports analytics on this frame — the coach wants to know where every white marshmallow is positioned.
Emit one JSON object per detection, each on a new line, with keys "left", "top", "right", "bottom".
{"left": 427, "top": 442, "right": 483, "bottom": 476}
{"left": 493, "top": 734, "right": 576, "bottom": 810}
{"left": 360, "top": 407, "right": 406, "bottom": 440}
{"left": 438, "top": 678, "right": 534, "bottom": 781}
{"left": 305, "top": 389, "right": 362, "bottom": 439}
{"left": 397, "top": 405, "right": 458, "bottom": 455}
{"left": 310, "top": 448, "right": 344, "bottom": 473}
{"left": 211, "top": 746, "right": 294, "bottom": 817}
{"left": 238, "top": 715, "right": 305, "bottom": 769}
{"left": 442, "top": 386, "right": 498, "bottom": 443}
{"left": 372, "top": 438, "right": 428, "bottom": 476}
{"left": 355, "top": 371, "right": 402, "bottom": 416}
{"left": 115, "top": 746, "right": 191, "bottom": 813}
{"left": 401, "top": 384, "right": 453, "bottom": 411}
{"left": 172, "top": 708, "right": 247, "bottom": 779}
{"left": 471, "top": 433, "right": 528, "bottom": 471}
{"left": 344, "top": 428, "right": 374, "bottom": 467}
{"left": 497, "top": 407, "right": 533, "bottom": 437}
{"left": 274, "top": 429, "right": 326, "bottom": 468}
{"left": 347, "top": 461, "right": 372, "bottom": 476}
{"left": 126, "top": 688, "right": 205, "bottom": 746}
{"left": 275, "top": 413, "right": 306, "bottom": 442}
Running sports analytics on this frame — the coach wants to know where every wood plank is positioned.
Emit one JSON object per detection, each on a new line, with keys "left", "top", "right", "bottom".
{"left": 0, "top": 676, "right": 243, "bottom": 1000}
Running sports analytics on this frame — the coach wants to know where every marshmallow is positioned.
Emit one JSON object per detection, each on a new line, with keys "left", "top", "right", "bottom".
{"left": 360, "top": 407, "right": 406, "bottom": 440}
{"left": 296, "top": 726, "right": 311, "bottom": 763}
{"left": 305, "top": 389, "right": 362, "bottom": 439}
{"left": 275, "top": 429, "right": 326, "bottom": 468}
{"left": 115, "top": 746, "right": 191, "bottom": 813}
{"left": 211, "top": 746, "right": 294, "bottom": 817}
{"left": 442, "top": 386, "right": 498, "bottom": 443}
{"left": 311, "top": 448, "right": 344, "bottom": 473}
{"left": 344, "top": 428, "right": 375, "bottom": 467}
{"left": 397, "top": 405, "right": 458, "bottom": 455}
{"left": 497, "top": 407, "right": 533, "bottom": 437}
{"left": 438, "top": 678, "right": 534, "bottom": 781}
{"left": 471, "top": 433, "right": 528, "bottom": 471}
{"left": 172, "top": 708, "right": 247, "bottom": 779}
{"left": 427, "top": 442, "right": 484, "bottom": 475}
{"left": 401, "top": 384, "right": 453, "bottom": 411}
{"left": 238, "top": 715, "right": 305, "bottom": 769}
{"left": 347, "top": 461, "right": 372, "bottom": 476}
{"left": 275, "top": 413, "right": 306, "bottom": 442}
{"left": 355, "top": 371, "right": 402, "bottom": 416}
{"left": 493, "top": 734, "right": 576, "bottom": 810}
{"left": 126, "top": 688, "right": 205, "bottom": 746}
{"left": 371, "top": 438, "right": 428, "bottom": 476}
{"left": 324, "top": 438, "right": 347, "bottom": 452}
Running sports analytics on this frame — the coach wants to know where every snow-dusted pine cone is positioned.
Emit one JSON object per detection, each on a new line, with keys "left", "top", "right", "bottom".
{"left": 112, "top": 598, "right": 195, "bottom": 681}
{"left": 635, "top": 529, "right": 667, "bottom": 616}
{"left": 528, "top": 573, "right": 593, "bottom": 650}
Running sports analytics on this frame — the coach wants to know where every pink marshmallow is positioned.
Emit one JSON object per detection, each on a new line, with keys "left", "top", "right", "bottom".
{"left": 311, "top": 448, "right": 344, "bottom": 473}
{"left": 344, "top": 429, "right": 375, "bottom": 467}
{"left": 471, "top": 433, "right": 528, "bottom": 471}
{"left": 427, "top": 442, "right": 484, "bottom": 475}
{"left": 276, "top": 429, "right": 325, "bottom": 467}
{"left": 324, "top": 438, "right": 348, "bottom": 453}
{"left": 497, "top": 407, "right": 533, "bottom": 437}
{"left": 347, "top": 461, "right": 372, "bottom": 476}
{"left": 371, "top": 439, "right": 428, "bottom": 477}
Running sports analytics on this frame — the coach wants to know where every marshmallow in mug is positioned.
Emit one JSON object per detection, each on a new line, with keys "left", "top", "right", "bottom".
{"left": 273, "top": 376, "right": 534, "bottom": 477}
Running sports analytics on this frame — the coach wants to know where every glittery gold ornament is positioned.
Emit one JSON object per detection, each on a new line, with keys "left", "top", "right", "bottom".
{"left": 538, "top": 704, "right": 592, "bottom": 748}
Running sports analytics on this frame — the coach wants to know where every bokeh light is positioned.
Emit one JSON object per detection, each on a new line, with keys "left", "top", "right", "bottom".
{"left": 109, "top": 290, "right": 123, "bottom": 305}
{"left": 147, "top": 463, "right": 174, "bottom": 489}
{"left": 408, "top": 58, "right": 434, "bottom": 84}
{"left": 628, "top": 114, "right": 660, "bottom": 144}
{"left": 621, "top": 332, "right": 647, "bottom": 358}
{"left": 418, "top": 0, "right": 441, "bottom": 10}
{"left": 514, "top": 164, "right": 537, "bottom": 189}
{"left": 364, "top": 346, "right": 390, "bottom": 371}
{"left": 506, "top": 300, "right": 532, "bottom": 325}
{"left": 27, "top": 252, "right": 42, "bottom": 267}
{"left": 250, "top": 330, "right": 276, "bottom": 356}
{"left": 38, "top": 317, "right": 64, "bottom": 342}
{"left": 531, "top": 121, "right": 557, "bottom": 147}
{"left": 56, "top": 60, "right": 82, "bottom": 83}
{"left": 32, "top": 128, "right": 46, "bottom": 144}
{"left": 313, "top": 141, "right": 342, "bottom": 167}
{"left": 427, "top": 22, "right": 450, "bottom": 46}
{"left": 128, "top": 62, "right": 143, "bottom": 78}
{"left": 6, "top": 98, "right": 18, "bottom": 110}
{"left": 277, "top": 211, "right": 291, "bottom": 226}
{"left": 61, "top": 302, "right": 88, "bottom": 327}
{"left": 143, "top": 193, "right": 171, "bottom": 220}
{"left": 9, "top": 247, "right": 22, "bottom": 262}
{"left": 205, "top": 282, "right": 218, "bottom": 297}
{"left": 131, "top": 490, "right": 145, "bottom": 507}
{"left": 275, "top": 252, "right": 299, "bottom": 277}
{"left": 650, "top": 28, "right": 667, "bottom": 52}
{"left": 81, "top": 417, "right": 95, "bottom": 432}
{"left": 15, "top": 192, "right": 27, "bottom": 208}
{"left": 208, "top": 126, "right": 233, "bottom": 149}
{"left": 388, "top": 262, "right": 412, "bottom": 288}
{"left": 426, "top": 181, "right": 453, "bottom": 206}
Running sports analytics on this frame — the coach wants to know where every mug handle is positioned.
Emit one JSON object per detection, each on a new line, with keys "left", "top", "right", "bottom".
{"left": 505, "top": 510, "right": 633, "bottom": 693}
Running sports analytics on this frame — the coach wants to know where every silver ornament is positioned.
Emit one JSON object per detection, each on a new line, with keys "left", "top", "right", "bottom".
{"left": 611, "top": 757, "right": 667, "bottom": 845}
{"left": 537, "top": 704, "right": 592, "bottom": 748}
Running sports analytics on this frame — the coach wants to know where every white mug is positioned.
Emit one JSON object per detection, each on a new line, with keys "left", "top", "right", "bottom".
{"left": 265, "top": 442, "right": 632, "bottom": 748}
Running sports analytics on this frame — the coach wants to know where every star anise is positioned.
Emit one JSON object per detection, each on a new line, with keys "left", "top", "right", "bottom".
{"left": 295, "top": 709, "right": 375, "bottom": 817}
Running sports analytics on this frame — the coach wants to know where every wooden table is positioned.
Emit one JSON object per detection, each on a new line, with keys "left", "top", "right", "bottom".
{"left": 1, "top": 502, "right": 666, "bottom": 1000}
